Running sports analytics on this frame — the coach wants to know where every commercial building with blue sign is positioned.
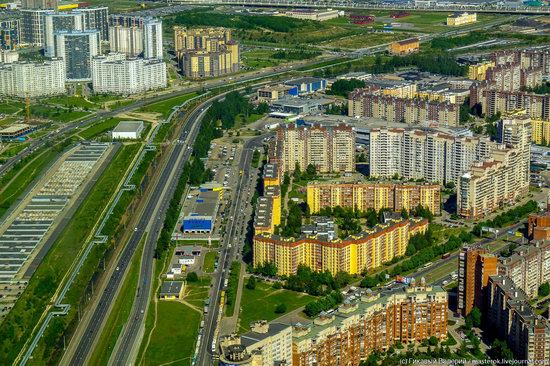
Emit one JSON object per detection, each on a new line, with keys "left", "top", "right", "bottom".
{"left": 182, "top": 189, "right": 220, "bottom": 234}
{"left": 285, "top": 77, "right": 327, "bottom": 94}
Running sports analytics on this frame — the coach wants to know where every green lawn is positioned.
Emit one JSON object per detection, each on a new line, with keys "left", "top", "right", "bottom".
{"left": 142, "top": 301, "right": 202, "bottom": 366}
{"left": 78, "top": 118, "right": 121, "bottom": 140}
{"left": 202, "top": 251, "right": 218, "bottom": 273}
{"left": 42, "top": 96, "right": 97, "bottom": 110}
{"left": 138, "top": 92, "right": 198, "bottom": 119}
{"left": 88, "top": 236, "right": 145, "bottom": 366}
{"left": 0, "top": 144, "right": 141, "bottom": 365}
{"left": 185, "top": 276, "right": 211, "bottom": 308}
{"left": 0, "top": 101, "right": 24, "bottom": 115}
{"left": 238, "top": 281, "right": 315, "bottom": 333}
{"left": 242, "top": 49, "right": 283, "bottom": 69}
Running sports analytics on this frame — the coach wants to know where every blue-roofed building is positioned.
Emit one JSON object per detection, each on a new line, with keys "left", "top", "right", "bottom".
{"left": 182, "top": 184, "right": 222, "bottom": 234}
{"left": 285, "top": 77, "right": 327, "bottom": 94}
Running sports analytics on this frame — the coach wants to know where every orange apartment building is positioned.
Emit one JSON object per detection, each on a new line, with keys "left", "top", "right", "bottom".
{"left": 293, "top": 283, "right": 448, "bottom": 366}
{"left": 528, "top": 212, "right": 550, "bottom": 241}
{"left": 389, "top": 38, "right": 419, "bottom": 55}
{"left": 457, "top": 246, "right": 497, "bottom": 316}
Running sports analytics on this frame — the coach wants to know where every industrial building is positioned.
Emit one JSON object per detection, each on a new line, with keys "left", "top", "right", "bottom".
{"left": 257, "top": 84, "right": 298, "bottom": 104}
{"left": 270, "top": 97, "right": 333, "bottom": 115}
{"left": 111, "top": 120, "right": 144, "bottom": 140}
{"left": 282, "top": 9, "right": 341, "bottom": 21}
{"left": 159, "top": 281, "right": 184, "bottom": 300}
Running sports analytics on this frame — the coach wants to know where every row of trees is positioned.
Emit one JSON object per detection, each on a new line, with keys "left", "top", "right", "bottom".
{"left": 304, "top": 291, "right": 344, "bottom": 317}
{"left": 283, "top": 265, "right": 353, "bottom": 296}
{"left": 327, "top": 78, "right": 366, "bottom": 97}
{"left": 472, "top": 200, "right": 538, "bottom": 236}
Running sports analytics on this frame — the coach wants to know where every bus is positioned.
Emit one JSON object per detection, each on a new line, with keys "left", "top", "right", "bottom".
{"left": 441, "top": 252, "right": 451, "bottom": 259}
{"left": 423, "top": 262, "right": 433, "bottom": 269}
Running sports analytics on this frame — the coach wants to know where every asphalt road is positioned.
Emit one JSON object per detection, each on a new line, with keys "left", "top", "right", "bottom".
{"left": 196, "top": 135, "right": 265, "bottom": 366}
{"left": 67, "top": 98, "right": 209, "bottom": 366}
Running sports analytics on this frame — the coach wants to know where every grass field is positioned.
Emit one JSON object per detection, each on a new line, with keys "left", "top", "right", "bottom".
{"left": 142, "top": 302, "right": 202, "bottom": 366}
{"left": 78, "top": 118, "right": 121, "bottom": 140}
{"left": 43, "top": 96, "right": 97, "bottom": 110}
{"left": 0, "top": 101, "right": 24, "bottom": 115}
{"left": 138, "top": 92, "right": 198, "bottom": 119}
{"left": 4, "top": 144, "right": 141, "bottom": 364}
{"left": 242, "top": 49, "right": 283, "bottom": 68}
{"left": 202, "top": 251, "right": 218, "bottom": 273}
{"left": 324, "top": 31, "right": 416, "bottom": 50}
{"left": 238, "top": 281, "right": 315, "bottom": 333}
{"left": 88, "top": 236, "right": 145, "bottom": 366}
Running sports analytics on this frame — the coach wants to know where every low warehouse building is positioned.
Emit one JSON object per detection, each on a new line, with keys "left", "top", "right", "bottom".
{"left": 182, "top": 190, "right": 220, "bottom": 234}
{"left": 159, "top": 281, "right": 184, "bottom": 300}
{"left": 111, "top": 120, "right": 144, "bottom": 140}
{"left": 0, "top": 123, "right": 34, "bottom": 140}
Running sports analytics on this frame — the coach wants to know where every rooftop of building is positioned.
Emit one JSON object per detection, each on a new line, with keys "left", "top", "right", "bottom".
{"left": 285, "top": 77, "right": 326, "bottom": 85}
{"left": 306, "top": 178, "right": 441, "bottom": 188}
{"left": 112, "top": 120, "right": 144, "bottom": 133}
{"left": 259, "top": 84, "right": 296, "bottom": 92}
{"left": 292, "top": 284, "right": 446, "bottom": 342}
{"left": 272, "top": 97, "right": 333, "bottom": 108}
{"left": 240, "top": 322, "right": 291, "bottom": 349}
{"left": 263, "top": 164, "right": 278, "bottom": 179}
{"left": 185, "top": 190, "right": 219, "bottom": 218}
{"left": 160, "top": 281, "right": 183, "bottom": 295}
{"left": 0, "top": 124, "right": 31, "bottom": 134}
{"left": 254, "top": 196, "right": 273, "bottom": 229}
{"left": 395, "top": 38, "right": 420, "bottom": 45}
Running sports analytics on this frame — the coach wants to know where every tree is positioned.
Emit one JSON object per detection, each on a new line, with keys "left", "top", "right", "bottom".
{"left": 305, "top": 164, "right": 317, "bottom": 180}
{"left": 274, "top": 303, "right": 287, "bottom": 313}
{"left": 538, "top": 282, "right": 550, "bottom": 297}
{"left": 246, "top": 276, "right": 257, "bottom": 290}
{"left": 187, "top": 271, "right": 199, "bottom": 282}
{"left": 401, "top": 208, "right": 409, "bottom": 219}
{"left": 428, "top": 336, "right": 438, "bottom": 346}
{"left": 470, "top": 306, "right": 482, "bottom": 327}
{"left": 293, "top": 162, "right": 302, "bottom": 181}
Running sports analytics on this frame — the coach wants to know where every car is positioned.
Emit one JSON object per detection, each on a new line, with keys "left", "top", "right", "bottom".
{"left": 116, "top": 267, "right": 120, "bottom": 271}
{"left": 134, "top": 227, "right": 138, "bottom": 232}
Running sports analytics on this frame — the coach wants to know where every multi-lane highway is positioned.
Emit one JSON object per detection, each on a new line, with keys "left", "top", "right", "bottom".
{"left": 66, "top": 98, "right": 212, "bottom": 365}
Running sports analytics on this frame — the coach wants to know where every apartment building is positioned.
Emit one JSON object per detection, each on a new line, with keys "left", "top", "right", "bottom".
{"left": 485, "top": 63, "right": 521, "bottom": 92}
{"left": 0, "top": 18, "right": 21, "bottom": 50}
{"left": 0, "top": 58, "right": 65, "bottom": 97}
{"left": 44, "top": 12, "right": 85, "bottom": 57}
{"left": 263, "top": 163, "right": 280, "bottom": 188}
{"left": 54, "top": 30, "right": 101, "bottom": 82}
{"left": 365, "top": 79, "right": 417, "bottom": 99}
{"left": 497, "top": 241, "right": 550, "bottom": 298}
{"left": 253, "top": 185, "right": 281, "bottom": 236}
{"left": 468, "top": 60, "right": 495, "bottom": 81}
{"left": 457, "top": 146, "right": 529, "bottom": 219}
{"left": 487, "top": 275, "right": 550, "bottom": 362}
{"left": 219, "top": 321, "right": 293, "bottom": 366}
{"left": 306, "top": 181, "right": 441, "bottom": 215}
{"left": 348, "top": 88, "right": 459, "bottom": 127}
{"left": 109, "top": 25, "right": 143, "bottom": 57}
{"left": 91, "top": 53, "right": 166, "bottom": 95}
{"left": 388, "top": 38, "right": 419, "bottom": 55}
{"left": 369, "top": 127, "right": 495, "bottom": 186}
{"left": 457, "top": 246, "right": 497, "bottom": 316}
{"left": 528, "top": 212, "right": 550, "bottom": 241}
{"left": 491, "top": 48, "right": 550, "bottom": 75}
{"left": 269, "top": 123, "right": 355, "bottom": 174}
{"left": 0, "top": 50, "right": 18, "bottom": 64}
{"left": 253, "top": 217, "right": 428, "bottom": 276}
{"left": 446, "top": 12, "right": 476, "bottom": 26}
{"left": 20, "top": 9, "right": 49, "bottom": 46}
{"left": 530, "top": 118, "right": 550, "bottom": 145}
{"left": 174, "top": 27, "right": 239, "bottom": 78}
{"left": 293, "top": 283, "right": 447, "bottom": 366}
{"left": 476, "top": 88, "right": 550, "bottom": 121}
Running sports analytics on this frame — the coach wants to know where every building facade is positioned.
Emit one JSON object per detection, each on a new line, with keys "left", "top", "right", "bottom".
{"left": 348, "top": 88, "right": 459, "bottom": 127}
{"left": 174, "top": 27, "right": 240, "bottom": 78}
{"left": 306, "top": 181, "right": 441, "bottom": 215}
{"left": 528, "top": 212, "right": 550, "bottom": 241}
{"left": 457, "top": 246, "right": 497, "bottom": 316}
{"left": 487, "top": 275, "right": 550, "bottom": 362}
{"left": 109, "top": 25, "right": 143, "bottom": 57}
{"left": 91, "top": 53, "right": 166, "bottom": 95}
{"left": 54, "top": 30, "right": 100, "bottom": 81}
{"left": 368, "top": 127, "right": 495, "bottom": 186}
{"left": 497, "top": 241, "right": 550, "bottom": 298}
{"left": 293, "top": 284, "right": 447, "bottom": 366}
{"left": 446, "top": 12, "right": 477, "bottom": 26}
{"left": 0, "top": 58, "right": 65, "bottom": 97}
{"left": 388, "top": 38, "right": 419, "bottom": 55}
{"left": 20, "top": 9, "right": 49, "bottom": 46}
{"left": 0, "top": 18, "right": 21, "bottom": 50}
{"left": 253, "top": 217, "right": 428, "bottom": 276}
{"left": 143, "top": 17, "right": 162, "bottom": 60}
{"left": 44, "top": 12, "right": 85, "bottom": 57}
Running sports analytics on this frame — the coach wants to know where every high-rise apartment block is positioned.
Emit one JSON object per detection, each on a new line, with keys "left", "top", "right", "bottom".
{"left": 458, "top": 116, "right": 531, "bottom": 219}
{"left": 44, "top": 12, "right": 85, "bottom": 57}
{"left": 306, "top": 181, "right": 441, "bottom": 215}
{"left": 528, "top": 212, "right": 550, "bottom": 241}
{"left": 108, "top": 16, "right": 162, "bottom": 59}
{"left": 293, "top": 284, "right": 447, "bottom": 366}
{"left": 173, "top": 27, "right": 240, "bottom": 78}
{"left": 0, "top": 58, "right": 65, "bottom": 97}
{"left": 468, "top": 60, "right": 495, "bottom": 81}
{"left": 487, "top": 275, "right": 550, "bottom": 362}
{"left": 77, "top": 7, "right": 108, "bottom": 41}
{"left": 457, "top": 246, "right": 497, "bottom": 316}
{"left": 220, "top": 284, "right": 447, "bottom": 366}
{"left": 21, "top": 0, "right": 57, "bottom": 10}
{"left": 0, "top": 50, "right": 18, "bottom": 64}
{"left": 472, "top": 88, "right": 550, "bottom": 121}
{"left": 348, "top": 87, "right": 459, "bottom": 126}
{"left": 491, "top": 48, "right": 550, "bottom": 75}
{"left": 20, "top": 9, "right": 48, "bottom": 46}
{"left": 0, "top": 18, "right": 21, "bottom": 50}
{"left": 91, "top": 53, "right": 166, "bottom": 95}
{"left": 368, "top": 127, "right": 495, "bottom": 186}
{"left": 531, "top": 118, "right": 550, "bottom": 144}
{"left": 54, "top": 30, "right": 100, "bottom": 81}
{"left": 497, "top": 241, "right": 550, "bottom": 298}
{"left": 269, "top": 123, "right": 355, "bottom": 174}
{"left": 253, "top": 217, "right": 427, "bottom": 276}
